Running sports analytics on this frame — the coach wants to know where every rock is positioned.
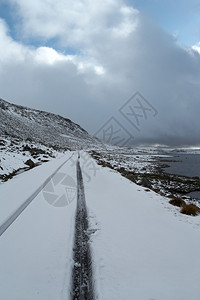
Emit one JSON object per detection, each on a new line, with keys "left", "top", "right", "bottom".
{"left": 126, "top": 174, "right": 136, "bottom": 182}
{"left": 141, "top": 177, "right": 152, "bottom": 188}
{"left": 25, "top": 159, "right": 35, "bottom": 168}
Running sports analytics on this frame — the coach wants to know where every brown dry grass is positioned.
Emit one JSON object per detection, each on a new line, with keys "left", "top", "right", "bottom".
{"left": 180, "top": 204, "right": 199, "bottom": 216}
{"left": 169, "top": 197, "right": 186, "bottom": 207}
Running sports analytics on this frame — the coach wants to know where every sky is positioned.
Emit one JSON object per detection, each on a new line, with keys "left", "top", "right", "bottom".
{"left": 0, "top": 0, "right": 200, "bottom": 146}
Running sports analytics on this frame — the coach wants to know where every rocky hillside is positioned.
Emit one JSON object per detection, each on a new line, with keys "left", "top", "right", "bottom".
{"left": 0, "top": 97, "right": 101, "bottom": 181}
{"left": 0, "top": 98, "right": 98, "bottom": 150}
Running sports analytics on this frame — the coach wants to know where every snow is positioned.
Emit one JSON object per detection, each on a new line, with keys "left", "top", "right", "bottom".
{"left": 82, "top": 154, "right": 200, "bottom": 300}
{"left": 0, "top": 138, "right": 58, "bottom": 177}
{"left": 0, "top": 152, "right": 77, "bottom": 300}
{"left": 1, "top": 150, "right": 200, "bottom": 299}
{"left": 0, "top": 151, "right": 72, "bottom": 226}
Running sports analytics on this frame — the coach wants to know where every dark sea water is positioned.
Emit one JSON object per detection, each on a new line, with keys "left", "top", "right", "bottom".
{"left": 161, "top": 153, "right": 200, "bottom": 199}
{"left": 163, "top": 154, "right": 200, "bottom": 178}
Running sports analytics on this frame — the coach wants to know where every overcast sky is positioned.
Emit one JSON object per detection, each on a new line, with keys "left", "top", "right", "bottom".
{"left": 0, "top": 0, "right": 200, "bottom": 146}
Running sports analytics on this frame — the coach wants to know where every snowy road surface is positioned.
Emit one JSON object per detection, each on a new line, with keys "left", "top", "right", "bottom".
{"left": 1, "top": 151, "right": 200, "bottom": 299}
{"left": 0, "top": 152, "right": 77, "bottom": 300}
{"left": 0, "top": 153, "right": 74, "bottom": 236}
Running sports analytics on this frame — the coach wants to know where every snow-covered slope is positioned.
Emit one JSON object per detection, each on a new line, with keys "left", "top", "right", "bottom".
{"left": 0, "top": 98, "right": 100, "bottom": 181}
{"left": 0, "top": 98, "right": 97, "bottom": 150}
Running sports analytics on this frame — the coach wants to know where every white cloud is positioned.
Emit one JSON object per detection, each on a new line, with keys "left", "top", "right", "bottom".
{"left": 34, "top": 47, "right": 73, "bottom": 65}
{"left": 112, "top": 6, "right": 139, "bottom": 37}
{"left": 94, "top": 65, "right": 105, "bottom": 75}
{"left": 0, "top": 19, "right": 31, "bottom": 63}
{"left": 0, "top": 20, "right": 105, "bottom": 75}
{"left": 7, "top": 0, "right": 139, "bottom": 47}
{"left": 192, "top": 43, "right": 200, "bottom": 54}
{"left": 0, "top": 1, "right": 200, "bottom": 146}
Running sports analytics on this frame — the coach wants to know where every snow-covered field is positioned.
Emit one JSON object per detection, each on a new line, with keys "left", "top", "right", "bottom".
{"left": 84, "top": 158, "right": 200, "bottom": 300}
{"left": 91, "top": 148, "right": 200, "bottom": 206}
{"left": 0, "top": 151, "right": 200, "bottom": 299}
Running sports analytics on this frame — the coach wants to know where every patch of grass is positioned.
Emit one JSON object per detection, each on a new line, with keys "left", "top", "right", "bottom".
{"left": 169, "top": 197, "right": 186, "bottom": 207}
{"left": 180, "top": 204, "right": 200, "bottom": 216}
{"left": 97, "top": 161, "right": 105, "bottom": 166}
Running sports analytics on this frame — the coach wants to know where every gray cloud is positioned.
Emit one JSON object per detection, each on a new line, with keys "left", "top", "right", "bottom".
{"left": 0, "top": 2, "right": 200, "bottom": 146}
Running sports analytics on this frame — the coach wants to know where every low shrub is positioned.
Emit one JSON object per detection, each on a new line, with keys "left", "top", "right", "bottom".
{"left": 97, "top": 161, "right": 105, "bottom": 166}
{"left": 180, "top": 204, "right": 199, "bottom": 216}
{"left": 169, "top": 197, "right": 186, "bottom": 207}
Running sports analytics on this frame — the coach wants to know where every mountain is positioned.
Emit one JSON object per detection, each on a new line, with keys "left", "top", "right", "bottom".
{"left": 0, "top": 98, "right": 98, "bottom": 150}
{"left": 0, "top": 97, "right": 101, "bottom": 181}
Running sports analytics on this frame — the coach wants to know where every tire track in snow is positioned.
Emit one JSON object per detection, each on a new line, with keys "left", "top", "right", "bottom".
{"left": 71, "top": 158, "right": 94, "bottom": 299}
{"left": 0, "top": 153, "right": 74, "bottom": 237}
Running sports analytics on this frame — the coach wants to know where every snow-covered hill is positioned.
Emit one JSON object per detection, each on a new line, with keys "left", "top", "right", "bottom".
{"left": 0, "top": 98, "right": 100, "bottom": 181}
{"left": 0, "top": 98, "right": 97, "bottom": 150}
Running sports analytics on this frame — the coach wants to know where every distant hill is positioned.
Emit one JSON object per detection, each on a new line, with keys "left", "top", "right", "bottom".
{"left": 0, "top": 98, "right": 98, "bottom": 150}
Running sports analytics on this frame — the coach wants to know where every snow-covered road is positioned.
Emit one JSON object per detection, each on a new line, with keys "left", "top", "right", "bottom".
{"left": 1, "top": 151, "right": 200, "bottom": 300}
{"left": 0, "top": 152, "right": 77, "bottom": 300}
{"left": 0, "top": 153, "right": 74, "bottom": 236}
